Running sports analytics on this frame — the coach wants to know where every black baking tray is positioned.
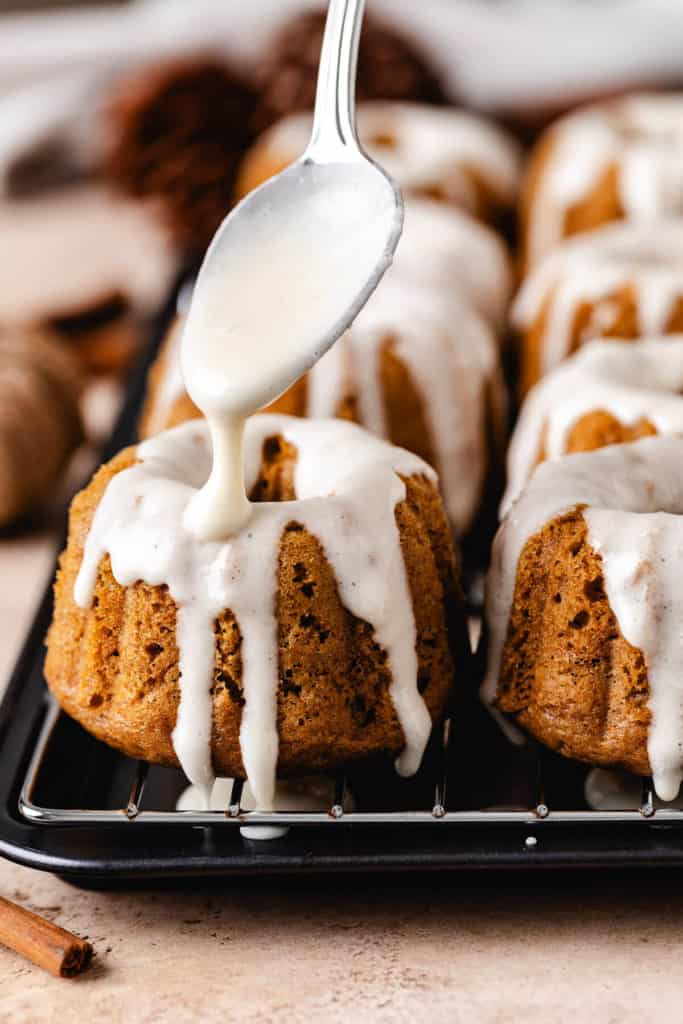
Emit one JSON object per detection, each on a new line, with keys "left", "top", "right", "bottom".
{"left": 2, "top": 285, "right": 683, "bottom": 884}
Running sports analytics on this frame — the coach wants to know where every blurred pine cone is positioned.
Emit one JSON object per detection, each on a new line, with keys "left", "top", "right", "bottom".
{"left": 0, "top": 328, "right": 83, "bottom": 527}
{"left": 253, "top": 9, "right": 446, "bottom": 134}
{"left": 103, "top": 57, "right": 257, "bottom": 261}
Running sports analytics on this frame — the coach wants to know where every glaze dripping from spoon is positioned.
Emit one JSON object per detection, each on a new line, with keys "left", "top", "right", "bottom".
{"left": 181, "top": 0, "right": 403, "bottom": 541}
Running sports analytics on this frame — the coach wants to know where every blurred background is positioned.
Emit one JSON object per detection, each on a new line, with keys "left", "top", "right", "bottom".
{"left": 2, "top": 0, "right": 682, "bottom": 467}
{"left": 0, "top": 0, "right": 681, "bottom": 493}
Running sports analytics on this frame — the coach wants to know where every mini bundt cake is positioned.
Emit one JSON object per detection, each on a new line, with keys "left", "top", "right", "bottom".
{"left": 0, "top": 328, "right": 83, "bottom": 526}
{"left": 503, "top": 337, "right": 683, "bottom": 512}
{"left": 237, "top": 101, "right": 522, "bottom": 226}
{"left": 513, "top": 220, "right": 683, "bottom": 393}
{"left": 45, "top": 415, "right": 465, "bottom": 808}
{"left": 522, "top": 93, "right": 683, "bottom": 267}
{"left": 483, "top": 435, "right": 683, "bottom": 800}
{"left": 103, "top": 56, "right": 258, "bottom": 260}
{"left": 140, "top": 279, "right": 506, "bottom": 540}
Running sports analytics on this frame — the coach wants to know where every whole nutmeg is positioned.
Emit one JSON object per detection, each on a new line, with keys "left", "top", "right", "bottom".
{"left": 253, "top": 9, "right": 446, "bottom": 133}
{"left": 103, "top": 57, "right": 258, "bottom": 260}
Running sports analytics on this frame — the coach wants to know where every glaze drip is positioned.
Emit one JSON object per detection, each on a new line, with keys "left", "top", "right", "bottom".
{"left": 503, "top": 337, "right": 683, "bottom": 513}
{"left": 484, "top": 436, "right": 683, "bottom": 801}
{"left": 309, "top": 279, "right": 502, "bottom": 535}
{"left": 527, "top": 94, "right": 683, "bottom": 266}
{"left": 514, "top": 220, "right": 683, "bottom": 377}
{"left": 74, "top": 415, "right": 435, "bottom": 808}
{"left": 179, "top": 159, "right": 399, "bottom": 541}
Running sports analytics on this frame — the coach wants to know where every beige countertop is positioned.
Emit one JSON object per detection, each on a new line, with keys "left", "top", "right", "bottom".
{"left": 0, "top": 532, "right": 680, "bottom": 1023}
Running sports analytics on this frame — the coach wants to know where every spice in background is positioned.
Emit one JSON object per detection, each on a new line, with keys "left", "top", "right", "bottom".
{"left": 102, "top": 11, "right": 445, "bottom": 261}
{"left": 103, "top": 57, "right": 258, "bottom": 262}
{"left": 252, "top": 8, "right": 446, "bottom": 133}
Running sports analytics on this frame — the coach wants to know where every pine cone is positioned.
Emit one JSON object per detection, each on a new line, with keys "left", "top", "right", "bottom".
{"left": 103, "top": 57, "right": 258, "bottom": 260}
{"left": 253, "top": 9, "right": 446, "bottom": 134}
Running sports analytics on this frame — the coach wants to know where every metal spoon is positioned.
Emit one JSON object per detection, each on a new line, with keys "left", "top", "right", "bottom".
{"left": 180, "top": 0, "right": 403, "bottom": 541}
{"left": 181, "top": 0, "right": 403, "bottom": 422}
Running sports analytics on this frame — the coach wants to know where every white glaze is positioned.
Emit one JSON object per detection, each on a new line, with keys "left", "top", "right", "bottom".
{"left": 307, "top": 276, "right": 502, "bottom": 535}
{"left": 176, "top": 775, "right": 355, "bottom": 813}
{"left": 484, "top": 436, "right": 683, "bottom": 801}
{"left": 527, "top": 94, "right": 683, "bottom": 266}
{"left": 75, "top": 415, "right": 435, "bottom": 808}
{"left": 146, "top": 278, "right": 502, "bottom": 536}
{"left": 177, "top": 773, "right": 355, "bottom": 841}
{"left": 180, "top": 159, "right": 399, "bottom": 540}
{"left": 584, "top": 767, "right": 683, "bottom": 811}
{"left": 514, "top": 220, "right": 683, "bottom": 377}
{"left": 145, "top": 194, "right": 511, "bottom": 436}
{"left": 255, "top": 101, "right": 521, "bottom": 216}
{"left": 503, "top": 337, "right": 683, "bottom": 513}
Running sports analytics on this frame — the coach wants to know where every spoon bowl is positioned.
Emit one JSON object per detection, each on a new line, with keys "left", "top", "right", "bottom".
{"left": 182, "top": 154, "right": 402, "bottom": 415}
{"left": 181, "top": 0, "right": 403, "bottom": 417}
{"left": 180, "top": 0, "right": 403, "bottom": 542}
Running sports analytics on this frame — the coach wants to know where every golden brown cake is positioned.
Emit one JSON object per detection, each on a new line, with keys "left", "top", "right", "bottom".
{"left": 46, "top": 415, "right": 465, "bottom": 805}
{"left": 512, "top": 220, "right": 683, "bottom": 394}
{"left": 0, "top": 328, "right": 83, "bottom": 526}
{"left": 521, "top": 93, "right": 683, "bottom": 268}
{"left": 502, "top": 337, "right": 683, "bottom": 512}
{"left": 236, "top": 101, "right": 522, "bottom": 225}
{"left": 483, "top": 435, "right": 683, "bottom": 801}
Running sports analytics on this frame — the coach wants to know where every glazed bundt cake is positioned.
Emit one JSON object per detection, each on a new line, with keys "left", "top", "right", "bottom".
{"left": 236, "top": 101, "right": 522, "bottom": 225}
{"left": 45, "top": 415, "right": 465, "bottom": 808}
{"left": 140, "top": 280, "right": 506, "bottom": 539}
{"left": 513, "top": 220, "right": 683, "bottom": 393}
{"left": 483, "top": 435, "right": 683, "bottom": 800}
{"left": 522, "top": 93, "right": 683, "bottom": 267}
{"left": 503, "top": 337, "right": 683, "bottom": 512}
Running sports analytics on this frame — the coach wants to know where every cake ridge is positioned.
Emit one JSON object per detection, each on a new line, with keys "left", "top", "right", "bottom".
{"left": 74, "top": 414, "right": 437, "bottom": 808}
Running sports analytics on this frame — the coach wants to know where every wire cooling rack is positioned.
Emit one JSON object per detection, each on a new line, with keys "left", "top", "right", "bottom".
{"left": 17, "top": 695, "right": 668, "bottom": 830}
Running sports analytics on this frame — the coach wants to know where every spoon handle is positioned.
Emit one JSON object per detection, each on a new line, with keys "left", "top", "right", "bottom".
{"left": 307, "top": 0, "right": 367, "bottom": 159}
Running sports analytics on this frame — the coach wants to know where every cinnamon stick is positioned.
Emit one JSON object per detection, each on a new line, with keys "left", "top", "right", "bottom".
{"left": 0, "top": 896, "right": 93, "bottom": 977}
